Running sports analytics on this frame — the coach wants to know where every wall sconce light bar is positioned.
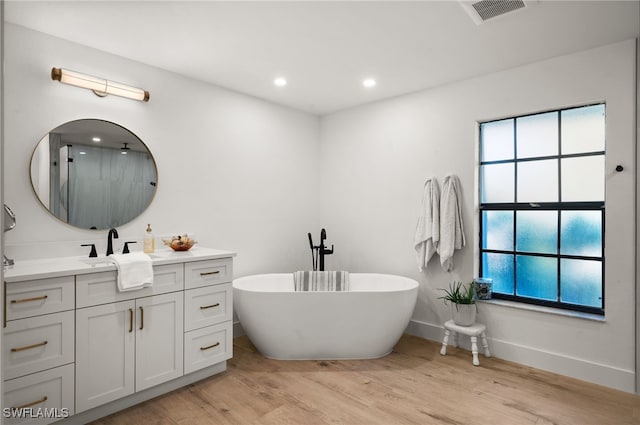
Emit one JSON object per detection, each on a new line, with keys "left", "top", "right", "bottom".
{"left": 51, "top": 67, "right": 150, "bottom": 102}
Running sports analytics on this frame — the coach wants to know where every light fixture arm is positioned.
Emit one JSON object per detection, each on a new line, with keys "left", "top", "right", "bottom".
{"left": 51, "top": 67, "right": 150, "bottom": 102}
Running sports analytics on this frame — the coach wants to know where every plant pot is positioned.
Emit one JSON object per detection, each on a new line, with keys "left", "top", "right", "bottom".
{"left": 450, "top": 303, "right": 476, "bottom": 326}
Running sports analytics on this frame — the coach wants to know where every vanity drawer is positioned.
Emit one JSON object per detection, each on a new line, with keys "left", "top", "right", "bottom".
{"left": 184, "top": 258, "right": 233, "bottom": 290}
{"left": 76, "top": 264, "right": 184, "bottom": 308}
{"left": 3, "top": 311, "right": 75, "bottom": 381}
{"left": 184, "top": 283, "right": 232, "bottom": 332}
{"left": 184, "top": 321, "right": 232, "bottom": 374}
{"left": 5, "top": 276, "right": 75, "bottom": 321}
{"left": 3, "top": 363, "right": 74, "bottom": 424}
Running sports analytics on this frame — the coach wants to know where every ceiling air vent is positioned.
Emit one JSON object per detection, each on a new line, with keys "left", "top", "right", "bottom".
{"left": 460, "top": 0, "right": 535, "bottom": 25}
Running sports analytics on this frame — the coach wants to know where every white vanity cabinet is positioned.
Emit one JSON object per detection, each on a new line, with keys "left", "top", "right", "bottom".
{"left": 183, "top": 258, "right": 233, "bottom": 374}
{"left": 75, "top": 291, "right": 184, "bottom": 413}
{"left": 2, "top": 276, "right": 76, "bottom": 424}
{"left": 3, "top": 247, "right": 236, "bottom": 425}
{"left": 74, "top": 264, "right": 185, "bottom": 412}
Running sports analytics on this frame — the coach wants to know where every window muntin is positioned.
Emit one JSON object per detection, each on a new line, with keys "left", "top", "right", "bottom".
{"left": 479, "top": 104, "right": 605, "bottom": 315}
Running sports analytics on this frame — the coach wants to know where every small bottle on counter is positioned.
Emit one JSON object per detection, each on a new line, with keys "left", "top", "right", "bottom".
{"left": 143, "top": 224, "right": 155, "bottom": 253}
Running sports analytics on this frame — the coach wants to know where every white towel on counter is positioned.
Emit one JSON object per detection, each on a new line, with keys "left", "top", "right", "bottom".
{"left": 414, "top": 177, "right": 440, "bottom": 271}
{"left": 109, "top": 252, "right": 154, "bottom": 292}
{"left": 439, "top": 174, "right": 465, "bottom": 272}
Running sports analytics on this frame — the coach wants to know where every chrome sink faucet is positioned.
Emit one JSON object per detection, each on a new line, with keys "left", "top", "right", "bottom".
{"left": 106, "top": 228, "right": 119, "bottom": 256}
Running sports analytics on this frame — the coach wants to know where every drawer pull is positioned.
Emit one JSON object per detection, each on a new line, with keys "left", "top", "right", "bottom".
{"left": 200, "top": 271, "right": 220, "bottom": 276}
{"left": 11, "top": 340, "right": 48, "bottom": 352}
{"left": 12, "top": 396, "right": 48, "bottom": 410}
{"left": 200, "top": 303, "right": 220, "bottom": 310}
{"left": 129, "top": 308, "right": 134, "bottom": 333}
{"left": 11, "top": 295, "right": 48, "bottom": 304}
{"left": 200, "top": 342, "right": 220, "bottom": 351}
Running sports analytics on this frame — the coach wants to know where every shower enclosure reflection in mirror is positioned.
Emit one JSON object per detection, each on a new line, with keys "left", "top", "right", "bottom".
{"left": 29, "top": 119, "right": 158, "bottom": 230}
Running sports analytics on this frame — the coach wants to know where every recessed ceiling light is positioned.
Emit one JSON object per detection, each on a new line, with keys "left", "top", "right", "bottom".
{"left": 92, "top": 137, "right": 101, "bottom": 142}
{"left": 274, "top": 77, "right": 287, "bottom": 87}
{"left": 362, "top": 78, "right": 377, "bottom": 88}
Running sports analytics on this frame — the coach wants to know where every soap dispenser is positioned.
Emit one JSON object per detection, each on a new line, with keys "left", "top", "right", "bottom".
{"left": 143, "top": 224, "right": 155, "bottom": 254}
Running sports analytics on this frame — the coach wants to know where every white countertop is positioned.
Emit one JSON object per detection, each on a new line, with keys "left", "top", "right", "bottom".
{"left": 3, "top": 247, "right": 236, "bottom": 283}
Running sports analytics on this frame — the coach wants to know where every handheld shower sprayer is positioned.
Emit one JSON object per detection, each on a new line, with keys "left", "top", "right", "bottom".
{"left": 308, "top": 232, "right": 318, "bottom": 271}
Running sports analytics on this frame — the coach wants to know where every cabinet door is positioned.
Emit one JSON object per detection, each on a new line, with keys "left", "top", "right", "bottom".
{"left": 3, "top": 310, "right": 74, "bottom": 380}
{"left": 184, "top": 258, "right": 233, "bottom": 290}
{"left": 5, "top": 276, "right": 74, "bottom": 321}
{"left": 135, "top": 292, "right": 184, "bottom": 391}
{"left": 184, "top": 321, "right": 233, "bottom": 375}
{"left": 75, "top": 300, "right": 135, "bottom": 413}
{"left": 184, "top": 283, "right": 232, "bottom": 332}
{"left": 76, "top": 264, "right": 184, "bottom": 308}
{"left": 3, "top": 364, "right": 75, "bottom": 424}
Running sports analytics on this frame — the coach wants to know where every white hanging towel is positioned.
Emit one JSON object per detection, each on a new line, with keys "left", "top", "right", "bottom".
{"left": 439, "top": 174, "right": 465, "bottom": 272}
{"left": 414, "top": 177, "right": 440, "bottom": 271}
{"left": 109, "top": 252, "right": 154, "bottom": 292}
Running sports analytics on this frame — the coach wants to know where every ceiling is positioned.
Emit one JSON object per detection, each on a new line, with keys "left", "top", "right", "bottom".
{"left": 5, "top": 1, "right": 639, "bottom": 115}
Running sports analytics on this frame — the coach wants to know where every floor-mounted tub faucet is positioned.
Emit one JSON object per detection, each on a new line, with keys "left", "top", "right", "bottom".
{"left": 308, "top": 228, "right": 333, "bottom": 271}
{"left": 106, "top": 228, "right": 119, "bottom": 256}
{"left": 318, "top": 228, "right": 333, "bottom": 271}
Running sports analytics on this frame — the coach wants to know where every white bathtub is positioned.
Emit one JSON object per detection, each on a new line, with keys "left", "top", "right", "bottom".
{"left": 233, "top": 273, "right": 419, "bottom": 360}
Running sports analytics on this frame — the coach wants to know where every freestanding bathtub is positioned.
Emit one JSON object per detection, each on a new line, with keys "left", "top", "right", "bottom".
{"left": 233, "top": 273, "right": 419, "bottom": 360}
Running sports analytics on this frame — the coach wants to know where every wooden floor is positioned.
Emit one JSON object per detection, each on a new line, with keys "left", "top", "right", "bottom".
{"left": 91, "top": 335, "right": 640, "bottom": 425}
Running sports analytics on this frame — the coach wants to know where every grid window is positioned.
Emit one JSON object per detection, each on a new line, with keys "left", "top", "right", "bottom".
{"left": 479, "top": 104, "right": 605, "bottom": 315}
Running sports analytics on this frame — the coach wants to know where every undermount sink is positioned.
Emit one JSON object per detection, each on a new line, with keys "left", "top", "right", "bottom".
{"left": 80, "top": 257, "right": 114, "bottom": 266}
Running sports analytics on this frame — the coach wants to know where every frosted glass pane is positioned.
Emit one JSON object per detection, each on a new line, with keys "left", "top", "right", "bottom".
{"left": 560, "top": 211, "right": 602, "bottom": 257}
{"left": 516, "top": 211, "right": 557, "bottom": 254}
{"left": 482, "top": 253, "right": 514, "bottom": 295}
{"left": 516, "top": 255, "right": 557, "bottom": 301}
{"left": 561, "top": 156, "right": 604, "bottom": 202}
{"left": 481, "top": 163, "right": 514, "bottom": 203}
{"left": 516, "top": 112, "right": 558, "bottom": 158}
{"left": 561, "top": 105, "right": 605, "bottom": 155}
{"left": 560, "top": 259, "right": 602, "bottom": 308}
{"left": 482, "top": 211, "right": 513, "bottom": 251}
{"left": 481, "top": 119, "right": 514, "bottom": 161}
{"left": 517, "top": 160, "right": 558, "bottom": 202}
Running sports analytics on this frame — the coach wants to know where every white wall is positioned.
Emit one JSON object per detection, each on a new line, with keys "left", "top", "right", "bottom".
{"left": 320, "top": 39, "right": 637, "bottom": 392}
{"left": 3, "top": 24, "right": 320, "bottom": 277}
{"left": 3, "top": 24, "right": 637, "bottom": 393}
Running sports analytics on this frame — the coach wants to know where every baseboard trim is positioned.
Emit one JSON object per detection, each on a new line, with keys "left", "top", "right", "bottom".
{"left": 406, "top": 319, "right": 635, "bottom": 393}
{"left": 233, "top": 320, "right": 245, "bottom": 338}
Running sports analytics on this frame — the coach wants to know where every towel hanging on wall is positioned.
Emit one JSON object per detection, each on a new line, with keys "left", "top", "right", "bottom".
{"left": 439, "top": 174, "right": 465, "bottom": 272}
{"left": 414, "top": 177, "right": 440, "bottom": 271}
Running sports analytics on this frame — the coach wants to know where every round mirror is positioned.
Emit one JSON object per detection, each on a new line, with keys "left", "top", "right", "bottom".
{"left": 30, "top": 119, "right": 158, "bottom": 230}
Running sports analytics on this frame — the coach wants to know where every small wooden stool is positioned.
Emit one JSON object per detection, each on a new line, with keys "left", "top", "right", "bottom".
{"left": 440, "top": 320, "right": 491, "bottom": 366}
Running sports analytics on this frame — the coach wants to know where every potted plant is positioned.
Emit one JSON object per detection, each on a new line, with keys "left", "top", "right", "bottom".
{"left": 438, "top": 281, "right": 476, "bottom": 326}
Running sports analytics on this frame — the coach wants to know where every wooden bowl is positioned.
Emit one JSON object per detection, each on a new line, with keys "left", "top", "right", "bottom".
{"left": 163, "top": 236, "right": 196, "bottom": 251}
